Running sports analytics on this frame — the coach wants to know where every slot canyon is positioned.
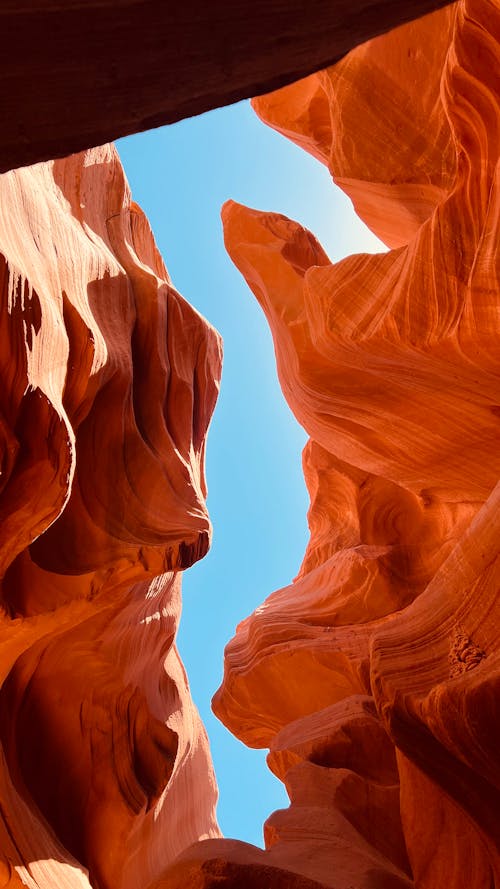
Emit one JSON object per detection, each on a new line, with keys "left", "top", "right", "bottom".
{"left": 0, "top": 1, "right": 499, "bottom": 888}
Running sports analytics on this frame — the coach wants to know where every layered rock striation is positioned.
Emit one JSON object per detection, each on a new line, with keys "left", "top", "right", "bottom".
{"left": 0, "top": 146, "right": 222, "bottom": 889}
{"left": 1, "top": 0, "right": 499, "bottom": 887}
{"left": 164, "top": 1, "right": 500, "bottom": 886}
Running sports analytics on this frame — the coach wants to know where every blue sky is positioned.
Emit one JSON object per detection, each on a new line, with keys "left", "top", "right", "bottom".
{"left": 117, "top": 99, "right": 382, "bottom": 846}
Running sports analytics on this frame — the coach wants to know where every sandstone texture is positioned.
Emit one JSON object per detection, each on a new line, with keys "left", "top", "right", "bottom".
{"left": 1, "top": 1, "right": 499, "bottom": 888}
{"left": 162, "top": 1, "right": 500, "bottom": 886}
{"left": 0, "top": 145, "right": 222, "bottom": 889}
{"left": 0, "top": 0, "right": 452, "bottom": 173}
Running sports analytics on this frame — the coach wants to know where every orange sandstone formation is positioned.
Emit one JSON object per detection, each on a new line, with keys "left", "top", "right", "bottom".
{"left": 161, "top": 0, "right": 499, "bottom": 886}
{"left": 251, "top": 4, "right": 459, "bottom": 249}
{"left": 1, "top": 0, "right": 498, "bottom": 888}
{"left": 0, "top": 146, "right": 222, "bottom": 889}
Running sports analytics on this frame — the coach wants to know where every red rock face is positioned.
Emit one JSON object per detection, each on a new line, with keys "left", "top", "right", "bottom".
{"left": 0, "top": 146, "right": 222, "bottom": 889}
{"left": 162, "top": 1, "right": 500, "bottom": 886}
{"left": 251, "top": 4, "right": 459, "bottom": 249}
{"left": 0, "top": 2, "right": 498, "bottom": 888}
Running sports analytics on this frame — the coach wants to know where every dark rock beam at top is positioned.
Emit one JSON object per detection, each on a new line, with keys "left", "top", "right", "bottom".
{"left": 1, "top": 0, "right": 452, "bottom": 173}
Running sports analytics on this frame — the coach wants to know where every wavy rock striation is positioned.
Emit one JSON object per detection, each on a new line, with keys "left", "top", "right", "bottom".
{"left": 162, "top": 1, "right": 500, "bottom": 886}
{"left": 0, "top": 146, "right": 222, "bottom": 889}
{"left": 1, "top": 1, "right": 498, "bottom": 888}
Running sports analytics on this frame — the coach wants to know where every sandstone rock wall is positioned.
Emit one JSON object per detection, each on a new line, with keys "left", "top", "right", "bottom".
{"left": 0, "top": 1, "right": 498, "bottom": 888}
{"left": 0, "top": 146, "right": 222, "bottom": 889}
{"left": 162, "top": 1, "right": 500, "bottom": 885}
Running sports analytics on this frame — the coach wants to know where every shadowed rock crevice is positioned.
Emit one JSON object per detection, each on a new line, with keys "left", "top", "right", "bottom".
{"left": 0, "top": 0, "right": 453, "bottom": 174}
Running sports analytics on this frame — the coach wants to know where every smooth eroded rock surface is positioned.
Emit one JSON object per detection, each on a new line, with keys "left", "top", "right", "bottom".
{"left": 0, "top": 145, "right": 222, "bottom": 889}
{"left": 1, "top": 1, "right": 498, "bottom": 888}
{"left": 166, "top": 1, "right": 499, "bottom": 886}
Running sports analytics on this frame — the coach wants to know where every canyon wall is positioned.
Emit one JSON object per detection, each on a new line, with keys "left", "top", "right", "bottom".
{"left": 0, "top": 146, "right": 222, "bottom": 889}
{"left": 162, "top": 1, "right": 500, "bottom": 886}
{"left": 0, "top": 1, "right": 499, "bottom": 888}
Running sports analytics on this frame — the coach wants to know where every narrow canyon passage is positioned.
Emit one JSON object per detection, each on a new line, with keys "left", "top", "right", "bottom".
{"left": 0, "top": 2, "right": 499, "bottom": 888}
{"left": 118, "top": 98, "right": 385, "bottom": 844}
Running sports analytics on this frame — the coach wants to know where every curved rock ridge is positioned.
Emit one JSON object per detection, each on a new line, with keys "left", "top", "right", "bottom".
{"left": 159, "top": 1, "right": 499, "bottom": 886}
{"left": 0, "top": 147, "right": 222, "bottom": 888}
